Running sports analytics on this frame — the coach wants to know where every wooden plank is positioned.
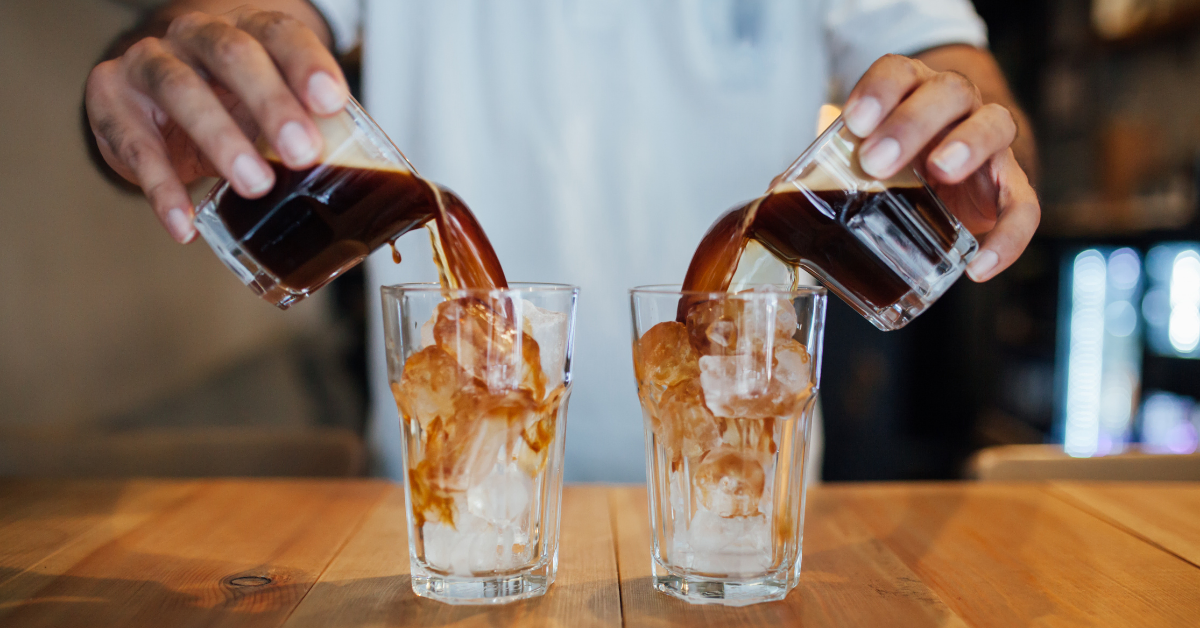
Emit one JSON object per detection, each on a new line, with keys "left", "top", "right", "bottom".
{"left": 0, "top": 480, "right": 199, "bottom": 586}
{"left": 1050, "top": 481, "right": 1200, "bottom": 568}
{"left": 0, "top": 479, "right": 385, "bottom": 628}
{"left": 609, "top": 486, "right": 968, "bottom": 627}
{"left": 838, "top": 483, "right": 1200, "bottom": 627}
{"left": 283, "top": 485, "right": 621, "bottom": 628}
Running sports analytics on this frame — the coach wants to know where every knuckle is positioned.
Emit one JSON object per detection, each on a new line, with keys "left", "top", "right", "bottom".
{"left": 980, "top": 104, "right": 1017, "bottom": 139}
{"left": 992, "top": 103, "right": 1018, "bottom": 128}
{"left": 935, "top": 72, "right": 978, "bottom": 109}
{"left": 140, "top": 55, "right": 191, "bottom": 96}
{"left": 122, "top": 37, "right": 161, "bottom": 63}
{"left": 119, "top": 138, "right": 154, "bottom": 171}
{"left": 167, "top": 11, "right": 210, "bottom": 37}
{"left": 202, "top": 25, "right": 258, "bottom": 66}
{"left": 86, "top": 61, "right": 119, "bottom": 99}
{"left": 934, "top": 70, "right": 971, "bottom": 92}
{"left": 245, "top": 10, "right": 297, "bottom": 39}
{"left": 881, "top": 54, "right": 919, "bottom": 81}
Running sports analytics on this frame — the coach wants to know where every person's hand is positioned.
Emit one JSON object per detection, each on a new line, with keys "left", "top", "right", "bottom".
{"left": 85, "top": 7, "right": 349, "bottom": 243}
{"left": 841, "top": 54, "right": 1040, "bottom": 282}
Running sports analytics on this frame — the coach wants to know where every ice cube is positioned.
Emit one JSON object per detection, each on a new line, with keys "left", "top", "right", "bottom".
{"left": 698, "top": 339, "right": 813, "bottom": 419}
{"left": 635, "top": 322, "right": 701, "bottom": 392}
{"left": 735, "top": 290, "right": 800, "bottom": 354}
{"left": 698, "top": 353, "right": 772, "bottom": 418}
{"left": 422, "top": 505, "right": 530, "bottom": 577}
{"left": 772, "top": 338, "right": 812, "bottom": 398}
{"left": 394, "top": 346, "right": 467, "bottom": 430}
{"left": 658, "top": 379, "right": 721, "bottom": 461}
{"left": 519, "top": 299, "right": 568, "bottom": 389}
{"left": 761, "top": 293, "right": 800, "bottom": 342}
{"left": 422, "top": 519, "right": 472, "bottom": 575}
{"left": 686, "top": 293, "right": 798, "bottom": 357}
{"left": 467, "top": 463, "right": 532, "bottom": 524}
{"left": 468, "top": 523, "right": 522, "bottom": 574}
{"left": 416, "top": 390, "right": 530, "bottom": 494}
{"left": 693, "top": 449, "right": 765, "bottom": 517}
{"left": 420, "top": 315, "right": 436, "bottom": 349}
{"left": 719, "top": 417, "right": 777, "bottom": 455}
{"left": 685, "top": 300, "right": 744, "bottom": 356}
{"left": 433, "top": 297, "right": 546, "bottom": 398}
{"left": 686, "top": 509, "right": 772, "bottom": 575}
{"left": 516, "top": 384, "right": 566, "bottom": 476}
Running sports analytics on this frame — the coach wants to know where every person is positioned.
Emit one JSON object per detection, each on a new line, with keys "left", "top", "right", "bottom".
{"left": 84, "top": 0, "right": 1040, "bottom": 482}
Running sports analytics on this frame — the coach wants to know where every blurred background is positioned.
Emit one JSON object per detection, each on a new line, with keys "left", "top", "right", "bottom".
{"left": 2, "top": 0, "right": 1199, "bottom": 481}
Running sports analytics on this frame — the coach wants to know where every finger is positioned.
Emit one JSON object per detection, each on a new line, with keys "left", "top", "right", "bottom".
{"left": 123, "top": 37, "right": 275, "bottom": 198}
{"left": 967, "top": 151, "right": 1040, "bottom": 282}
{"left": 858, "top": 71, "right": 981, "bottom": 180}
{"left": 233, "top": 9, "right": 349, "bottom": 116}
{"left": 166, "top": 12, "right": 321, "bottom": 169}
{"left": 87, "top": 60, "right": 195, "bottom": 243}
{"left": 927, "top": 104, "right": 1017, "bottom": 184}
{"left": 842, "top": 54, "right": 936, "bottom": 138}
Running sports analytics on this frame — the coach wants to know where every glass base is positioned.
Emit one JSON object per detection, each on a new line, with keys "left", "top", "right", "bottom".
{"left": 193, "top": 200, "right": 309, "bottom": 309}
{"left": 410, "top": 571, "right": 553, "bottom": 605}
{"left": 651, "top": 561, "right": 796, "bottom": 607}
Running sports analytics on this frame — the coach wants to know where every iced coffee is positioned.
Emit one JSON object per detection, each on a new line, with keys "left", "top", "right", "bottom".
{"left": 631, "top": 285, "right": 826, "bottom": 605}
{"left": 383, "top": 285, "right": 577, "bottom": 604}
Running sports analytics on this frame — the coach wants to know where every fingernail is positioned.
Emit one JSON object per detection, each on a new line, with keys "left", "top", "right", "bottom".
{"left": 860, "top": 137, "right": 901, "bottom": 179}
{"left": 166, "top": 207, "right": 195, "bottom": 243}
{"left": 843, "top": 96, "right": 882, "bottom": 137}
{"left": 967, "top": 249, "right": 999, "bottom": 282}
{"left": 932, "top": 141, "right": 971, "bottom": 176}
{"left": 232, "top": 153, "right": 273, "bottom": 195}
{"left": 278, "top": 121, "right": 318, "bottom": 165}
{"left": 307, "top": 71, "right": 346, "bottom": 115}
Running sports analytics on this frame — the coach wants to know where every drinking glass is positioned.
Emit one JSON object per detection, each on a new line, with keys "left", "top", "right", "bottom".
{"left": 195, "top": 96, "right": 420, "bottom": 309}
{"left": 769, "top": 116, "right": 977, "bottom": 330}
{"left": 382, "top": 283, "right": 578, "bottom": 604}
{"left": 630, "top": 285, "right": 826, "bottom": 606}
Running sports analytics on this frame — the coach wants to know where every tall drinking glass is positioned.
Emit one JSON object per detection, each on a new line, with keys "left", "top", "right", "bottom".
{"left": 383, "top": 283, "right": 578, "bottom": 604}
{"left": 630, "top": 285, "right": 826, "bottom": 606}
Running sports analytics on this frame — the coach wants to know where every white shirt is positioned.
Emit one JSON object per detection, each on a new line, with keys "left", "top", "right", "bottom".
{"left": 310, "top": 0, "right": 987, "bottom": 481}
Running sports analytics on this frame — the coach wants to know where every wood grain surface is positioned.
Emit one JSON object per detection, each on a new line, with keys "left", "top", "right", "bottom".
{"left": 1, "top": 479, "right": 1198, "bottom": 627}
{"left": 282, "top": 485, "right": 620, "bottom": 628}
{"left": 1051, "top": 481, "right": 1200, "bottom": 568}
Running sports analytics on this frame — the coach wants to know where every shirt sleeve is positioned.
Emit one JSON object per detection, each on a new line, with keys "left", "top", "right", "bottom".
{"left": 307, "top": 0, "right": 362, "bottom": 53}
{"left": 824, "top": 0, "right": 989, "bottom": 96}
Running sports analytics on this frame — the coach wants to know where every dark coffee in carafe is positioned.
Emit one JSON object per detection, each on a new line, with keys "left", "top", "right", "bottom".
{"left": 679, "top": 117, "right": 977, "bottom": 331}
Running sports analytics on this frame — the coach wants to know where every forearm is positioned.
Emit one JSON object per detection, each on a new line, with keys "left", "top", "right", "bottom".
{"left": 915, "top": 45, "right": 1039, "bottom": 186}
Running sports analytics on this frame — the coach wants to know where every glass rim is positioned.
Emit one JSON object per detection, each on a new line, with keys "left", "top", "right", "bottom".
{"left": 775, "top": 115, "right": 849, "bottom": 186}
{"left": 381, "top": 282, "right": 580, "bottom": 298}
{"left": 339, "top": 94, "right": 420, "bottom": 175}
{"left": 629, "top": 283, "right": 827, "bottom": 298}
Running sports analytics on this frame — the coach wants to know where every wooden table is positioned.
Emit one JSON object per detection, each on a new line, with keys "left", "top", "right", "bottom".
{"left": 2, "top": 480, "right": 1199, "bottom": 627}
